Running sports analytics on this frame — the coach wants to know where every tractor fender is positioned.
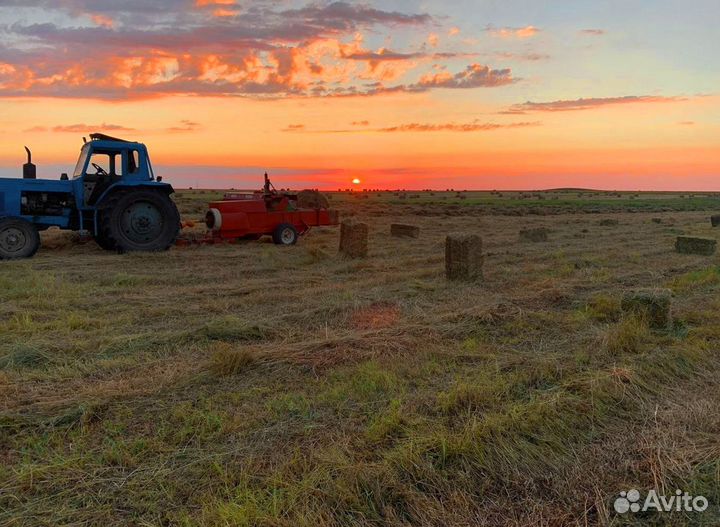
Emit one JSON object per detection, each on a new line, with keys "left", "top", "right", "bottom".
{"left": 94, "top": 181, "right": 175, "bottom": 209}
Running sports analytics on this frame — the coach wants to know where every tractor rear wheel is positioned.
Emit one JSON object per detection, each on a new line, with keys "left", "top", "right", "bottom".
{"left": 100, "top": 190, "right": 180, "bottom": 252}
{"left": 0, "top": 217, "right": 41, "bottom": 260}
{"left": 272, "top": 223, "right": 298, "bottom": 245}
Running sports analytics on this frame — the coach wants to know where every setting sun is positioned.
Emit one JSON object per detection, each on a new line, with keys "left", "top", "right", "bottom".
{"left": 352, "top": 178, "right": 361, "bottom": 185}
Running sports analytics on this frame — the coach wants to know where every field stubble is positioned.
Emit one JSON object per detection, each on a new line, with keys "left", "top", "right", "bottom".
{"left": 1, "top": 190, "right": 720, "bottom": 526}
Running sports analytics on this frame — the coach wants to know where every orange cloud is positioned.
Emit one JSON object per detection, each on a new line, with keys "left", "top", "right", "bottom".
{"left": 90, "top": 14, "right": 114, "bottom": 28}
{"left": 213, "top": 8, "right": 237, "bottom": 17}
{"left": 195, "top": 0, "right": 235, "bottom": 5}
{"left": 486, "top": 25, "right": 540, "bottom": 38}
{"left": 377, "top": 121, "right": 540, "bottom": 132}
{"left": 280, "top": 121, "right": 538, "bottom": 133}
{"left": 283, "top": 124, "right": 306, "bottom": 132}
{"left": 167, "top": 120, "right": 202, "bottom": 132}
{"left": 417, "top": 64, "right": 514, "bottom": 89}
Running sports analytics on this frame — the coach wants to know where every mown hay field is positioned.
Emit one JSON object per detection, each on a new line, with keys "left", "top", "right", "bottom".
{"left": 2, "top": 189, "right": 720, "bottom": 526}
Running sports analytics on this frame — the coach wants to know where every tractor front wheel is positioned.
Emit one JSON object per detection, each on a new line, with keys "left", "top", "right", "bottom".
{"left": 272, "top": 223, "right": 298, "bottom": 245}
{"left": 100, "top": 190, "right": 180, "bottom": 252}
{"left": 0, "top": 217, "right": 41, "bottom": 260}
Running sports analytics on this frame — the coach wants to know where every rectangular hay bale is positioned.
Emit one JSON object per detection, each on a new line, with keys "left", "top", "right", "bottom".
{"left": 621, "top": 289, "right": 672, "bottom": 329}
{"left": 675, "top": 236, "right": 717, "bottom": 256}
{"left": 445, "top": 234, "right": 483, "bottom": 281}
{"left": 711, "top": 215, "right": 720, "bottom": 227}
{"left": 390, "top": 224, "right": 420, "bottom": 238}
{"left": 339, "top": 220, "right": 368, "bottom": 258}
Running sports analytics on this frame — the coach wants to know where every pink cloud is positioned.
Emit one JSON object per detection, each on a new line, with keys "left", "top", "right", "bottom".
{"left": 416, "top": 64, "right": 514, "bottom": 89}
{"left": 507, "top": 95, "right": 687, "bottom": 113}
{"left": 23, "top": 123, "right": 134, "bottom": 133}
{"left": 377, "top": 121, "right": 539, "bottom": 132}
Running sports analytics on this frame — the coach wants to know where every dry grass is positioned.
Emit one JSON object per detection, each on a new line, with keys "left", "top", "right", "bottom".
{"left": 2, "top": 189, "right": 720, "bottom": 526}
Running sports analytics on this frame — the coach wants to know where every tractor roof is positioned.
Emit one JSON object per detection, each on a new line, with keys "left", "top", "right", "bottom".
{"left": 88, "top": 133, "right": 143, "bottom": 147}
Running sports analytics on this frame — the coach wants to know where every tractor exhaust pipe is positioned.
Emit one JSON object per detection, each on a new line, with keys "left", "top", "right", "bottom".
{"left": 23, "top": 146, "right": 36, "bottom": 179}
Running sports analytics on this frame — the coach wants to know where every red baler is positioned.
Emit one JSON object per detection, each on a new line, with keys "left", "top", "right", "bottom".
{"left": 204, "top": 174, "right": 339, "bottom": 245}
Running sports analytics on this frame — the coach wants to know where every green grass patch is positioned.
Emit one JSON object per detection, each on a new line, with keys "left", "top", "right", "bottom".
{"left": 669, "top": 266, "right": 720, "bottom": 292}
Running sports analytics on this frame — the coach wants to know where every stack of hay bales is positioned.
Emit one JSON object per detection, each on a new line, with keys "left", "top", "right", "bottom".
{"left": 297, "top": 190, "right": 329, "bottom": 209}
{"left": 519, "top": 227, "right": 549, "bottom": 242}
{"left": 339, "top": 219, "right": 368, "bottom": 258}
{"left": 675, "top": 236, "right": 717, "bottom": 255}
{"left": 390, "top": 224, "right": 420, "bottom": 238}
{"left": 621, "top": 289, "right": 672, "bottom": 329}
{"left": 445, "top": 234, "right": 483, "bottom": 280}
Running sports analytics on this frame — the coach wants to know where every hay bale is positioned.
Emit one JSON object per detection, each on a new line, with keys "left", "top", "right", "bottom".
{"left": 675, "top": 236, "right": 717, "bottom": 256}
{"left": 41, "top": 230, "right": 82, "bottom": 250}
{"left": 598, "top": 219, "right": 619, "bottom": 226}
{"left": 652, "top": 218, "right": 663, "bottom": 224}
{"left": 339, "top": 219, "right": 368, "bottom": 258}
{"left": 297, "top": 190, "right": 329, "bottom": 209}
{"left": 445, "top": 234, "right": 483, "bottom": 281}
{"left": 621, "top": 289, "right": 672, "bottom": 329}
{"left": 711, "top": 215, "right": 720, "bottom": 227}
{"left": 390, "top": 224, "right": 420, "bottom": 238}
{"left": 519, "top": 227, "right": 549, "bottom": 242}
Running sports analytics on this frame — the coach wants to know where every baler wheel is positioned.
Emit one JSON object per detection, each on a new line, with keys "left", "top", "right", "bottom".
{"left": 272, "top": 223, "right": 298, "bottom": 245}
{"left": 0, "top": 216, "right": 41, "bottom": 260}
{"left": 100, "top": 190, "right": 180, "bottom": 252}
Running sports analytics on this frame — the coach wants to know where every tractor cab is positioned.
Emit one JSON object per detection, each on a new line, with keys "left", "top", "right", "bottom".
{"left": 73, "top": 133, "right": 156, "bottom": 206}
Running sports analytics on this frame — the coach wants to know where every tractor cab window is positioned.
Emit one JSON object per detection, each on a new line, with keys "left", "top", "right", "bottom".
{"left": 82, "top": 149, "right": 123, "bottom": 206}
{"left": 128, "top": 149, "right": 140, "bottom": 174}
{"left": 73, "top": 144, "right": 91, "bottom": 178}
{"left": 87, "top": 151, "right": 122, "bottom": 177}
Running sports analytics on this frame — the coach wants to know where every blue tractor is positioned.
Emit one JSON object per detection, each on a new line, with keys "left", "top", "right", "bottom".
{"left": 0, "top": 133, "right": 180, "bottom": 259}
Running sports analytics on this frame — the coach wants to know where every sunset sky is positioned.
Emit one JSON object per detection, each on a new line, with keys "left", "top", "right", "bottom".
{"left": 0, "top": 0, "right": 718, "bottom": 190}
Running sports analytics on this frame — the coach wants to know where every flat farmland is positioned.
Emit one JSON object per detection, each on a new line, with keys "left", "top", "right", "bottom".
{"left": 2, "top": 190, "right": 720, "bottom": 526}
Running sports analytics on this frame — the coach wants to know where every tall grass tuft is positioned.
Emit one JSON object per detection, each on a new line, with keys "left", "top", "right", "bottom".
{"left": 604, "top": 314, "right": 652, "bottom": 355}
{"left": 209, "top": 344, "right": 257, "bottom": 376}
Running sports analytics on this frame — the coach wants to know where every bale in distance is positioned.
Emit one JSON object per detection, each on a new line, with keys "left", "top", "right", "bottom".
{"left": 390, "top": 224, "right": 420, "bottom": 238}
{"left": 339, "top": 219, "right": 368, "bottom": 258}
{"left": 519, "top": 227, "right": 549, "bottom": 242}
{"left": 675, "top": 236, "right": 717, "bottom": 256}
{"left": 711, "top": 215, "right": 720, "bottom": 227}
{"left": 445, "top": 234, "right": 483, "bottom": 281}
{"left": 621, "top": 289, "right": 672, "bottom": 329}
